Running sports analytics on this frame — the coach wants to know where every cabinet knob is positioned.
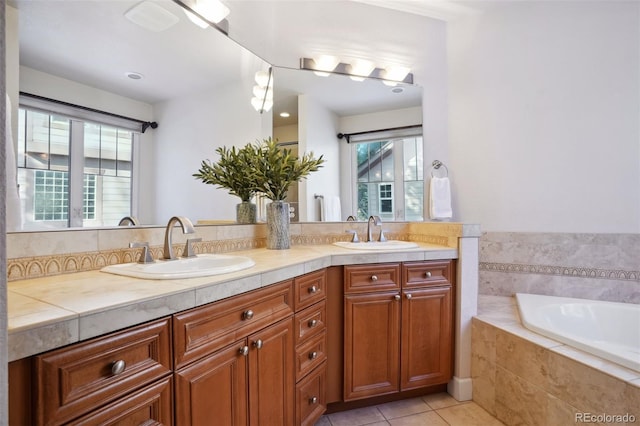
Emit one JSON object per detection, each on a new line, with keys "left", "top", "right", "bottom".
{"left": 371, "top": 275, "right": 378, "bottom": 282}
{"left": 111, "top": 360, "right": 126, "bottom": 375}
{"left": 308, "top": 285, "right": 318, "bottom": 294}
{"left": 406, "top": 293, "right": 412, "bottom": 300}
{"left": 253, "top": 339, "right": 263, "bottom": 349}
{"left": 242, "top": 310, "right": 254, "bottom": 320}
{"left": 308, "top": 351, "right": 318, "bottom": 360}
{"left": 425, "top": 271, "right": 432, "bottom": 278}
{"left": 309, "top": 396, "right": 318, "bottom": 404}
{"left": 394, "top": 294, "right": 401, "bottom": 301}
{"left": 239, "top": 346, "right": 249, "bottom": 356}
{"left": 308, "top": 319, "right": 318, "bottom": 328}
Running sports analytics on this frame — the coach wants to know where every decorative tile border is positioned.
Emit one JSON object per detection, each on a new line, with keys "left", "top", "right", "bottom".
{"left": 7, "top": 238, "right": 265, "bottom": 282}
{"left": 7, "top": 230, "right": 451, "bottom": 281}
{"left": 480, "top": 262, "right": 640, "bottom": 282}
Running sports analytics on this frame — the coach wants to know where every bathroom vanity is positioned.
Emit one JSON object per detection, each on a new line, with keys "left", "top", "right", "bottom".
{"left": 6, "top": 222, "right": 479, "bottom": 425}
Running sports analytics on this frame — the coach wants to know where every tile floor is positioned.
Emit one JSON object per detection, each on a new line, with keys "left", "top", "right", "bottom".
{"left": 315, "top": 393, "right": 505, "bottom": 426}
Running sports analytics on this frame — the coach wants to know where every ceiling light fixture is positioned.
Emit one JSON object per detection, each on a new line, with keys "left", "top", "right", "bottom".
{"left": 126, "top": 71, "right": 144, "bottom": 80}
{"left": 300, "top": 57, "right": 413, "bottom": 85}
{"left": 280, "top": 112, "right": 290, "bottom": 118}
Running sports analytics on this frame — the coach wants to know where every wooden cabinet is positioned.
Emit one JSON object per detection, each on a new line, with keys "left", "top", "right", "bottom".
{"left": 173, "top": 280, "right": 295, "bottom": 426}
{"left": 343, "top": 261, "right": 453, "bottom": 402}
{"left": 30, "top": 317, "right": 172, "bottom": 425}
{"left": 293, "top": 270, "right": 328, "bottom": 425}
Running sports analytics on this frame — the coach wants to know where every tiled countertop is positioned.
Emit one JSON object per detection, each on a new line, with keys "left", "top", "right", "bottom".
{"left": 8, "top": 242, "right": 457, "bottom": 361}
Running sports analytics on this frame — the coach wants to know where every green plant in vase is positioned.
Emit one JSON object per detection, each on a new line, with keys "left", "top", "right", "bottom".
{"left": 193, "top": 145, "right": 258, "bottom": 224}
{"left": 246, "top": 137, "right": 325, "bottom": 249}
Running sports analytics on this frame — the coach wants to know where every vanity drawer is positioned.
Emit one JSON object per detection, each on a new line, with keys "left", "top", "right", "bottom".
{"left": 344, "top": 263, "right": 401, "bottom": 294}
{"left": 296, "top": 361, "right": 327, "bottom": 426}
{"left": 294, "top": 300, "right": 326, "bottom": 345}
{"left": 295, "top": 331, "right": 327, "bottom": 382}
{"left": 173, "top": 280, "right": 294, "bottom": 369}
{"left": 71, "top": 376, "right": 173, "bottom": 426}
{"left": 403, "top": 260, "right": 452, "bottom": 289}
{"left": 34, "top": 317, "right": 172, "bottom": 426}
{"left": 294, "top": 269, "right": 326, "bottom": 311}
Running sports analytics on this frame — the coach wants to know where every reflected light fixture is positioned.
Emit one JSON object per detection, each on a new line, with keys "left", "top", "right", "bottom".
{"left": 252, "top": 68, "right": 273, "bottom": 113}
{"left": 300, "top": 57, "right": 413, "bottom": 85}
{"left": 182, "top": 0, "right": 230, "bottom": 27}
{"left": 279, "top": 112, "right": 290, "bottom": 118}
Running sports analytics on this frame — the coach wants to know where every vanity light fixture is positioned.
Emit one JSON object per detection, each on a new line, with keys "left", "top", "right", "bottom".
{"left": 252, "top": 68, "right": 273, "bottom": 113}
{"left": 300, "top": 57, "right": 413, "bottom": 85}
{"left": 181, "top": 0, "right": 230, "bottom": 26}
{"left": 311, "top": 55, "right": 341, "bottom": 77}
{"left": 348, "top": 59, "right": 375, "bottom": 82}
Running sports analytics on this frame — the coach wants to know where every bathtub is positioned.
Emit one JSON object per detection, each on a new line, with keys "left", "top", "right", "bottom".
{"left": 515, "top": 293, "right": 640, "bottom": 372}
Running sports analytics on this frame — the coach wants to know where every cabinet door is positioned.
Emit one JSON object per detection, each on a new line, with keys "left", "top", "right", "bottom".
{"left": 344, "top": 291, "right": 401, "bottom": 401}
{"left": 174, "top": 340, "right": 248, "bottom": 426}
{"left": 401, "top": 285, "right": 452, "bottom": 390}
{"left": 248, "top": 318, "right": 295, "bottom": 426}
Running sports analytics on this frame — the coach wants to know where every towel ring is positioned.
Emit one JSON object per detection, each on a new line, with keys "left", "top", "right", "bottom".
{"left": 430, "top": 160, "right": 449, "bottom": 178}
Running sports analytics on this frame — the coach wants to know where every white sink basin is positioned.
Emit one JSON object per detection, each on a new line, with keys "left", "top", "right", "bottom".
{"left": 333, "top": 241, "right": 419, "bottom": 250}
{"left": 101, "top": 254, "right": 255, "bottom": 280}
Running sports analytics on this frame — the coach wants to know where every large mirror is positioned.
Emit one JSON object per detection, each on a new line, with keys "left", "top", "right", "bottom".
{"left": 7, "top": 0, "right": 271, "bottom": 231}
{"left": 6, "top": 0, "right": 423, "bottom": 231}
{"left": 272, "top": 66, "right": 423, "bottom": 222}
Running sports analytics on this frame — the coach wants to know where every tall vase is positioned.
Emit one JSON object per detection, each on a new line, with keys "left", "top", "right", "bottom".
{"left": 236, "top": 201, "right": 257, "bottom": 224}
{"left": 266, "top": 201, "right": 290, "bottom": 250}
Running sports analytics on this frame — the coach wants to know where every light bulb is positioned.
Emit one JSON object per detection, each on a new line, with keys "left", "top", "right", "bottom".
{"left": 348, "top": 59, "right": 375, "bottom": 81}
{"left": 255, "top": 70, "right": 271, "bottom": 87}
{"left": 312, "top": 55, "right": 339, "bottom": 77}
{"left": 382, "top": 66, "right": 411, "bottom": 85}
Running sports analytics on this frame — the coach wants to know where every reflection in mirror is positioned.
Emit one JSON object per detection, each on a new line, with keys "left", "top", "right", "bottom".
{"left": 272, "top": 67, "right": 423, "bottom": 222}
{"left": 7, "top": 0, "right": 270, "bottom": 232}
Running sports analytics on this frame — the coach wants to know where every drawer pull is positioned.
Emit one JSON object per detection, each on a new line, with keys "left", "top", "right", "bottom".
{"left": 309, "top": 396, "right": 318, "bottom": 404}
{"left": 425, "top": 271, "right": 432, "bottom": 278}
{"left": 242, "top": 310, "right": 254, "bottom": 320}
{"left": 308, "top": 319, "right": 318, "bottom": 328}
{"left": 239, "top": 346, "right": 250, "bottom": 356}
{"left": 111, "top": 360, "right": 126, "bottom": 376}
{"left": 394, "top": 294, "right": 401, "bottom": 301}
{"left": 253, "top": 339, "right": 263, "bottom": 349}
{"left": 371, "top": 275, "right": 378, "bottom": 281}
{"left": 406, "top": 293, "right": 412, "bottom": 300}
{"left": 308, "top": 285, "right": 318, "bottom": 294}
{"left": 308, "top": 351, "right": 318, "bottom": 360}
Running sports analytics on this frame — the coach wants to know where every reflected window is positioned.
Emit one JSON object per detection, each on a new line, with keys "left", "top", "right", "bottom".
{"left": 17, "top": 106, "right": 138, "bottom": 229}
{"left": 352, "top": 133, "right": 423, "bottom": 221}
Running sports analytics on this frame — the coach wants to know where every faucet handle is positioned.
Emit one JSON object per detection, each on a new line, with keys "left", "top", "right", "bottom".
{"left": 129, "top": 242, "right": 154, "bottom": 264}
{"left": 183, "top": 238, "right": 202, "bottom": 258}
{"left": 345, "top": 230, "right": 360, "bottom": 243}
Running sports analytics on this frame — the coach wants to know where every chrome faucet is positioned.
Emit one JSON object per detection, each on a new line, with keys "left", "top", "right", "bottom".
{"left": 163, "top": 216, "right": 196, "bottom": 260}
{"left": 366, "top": 215, "right": 387, "bottom": 242}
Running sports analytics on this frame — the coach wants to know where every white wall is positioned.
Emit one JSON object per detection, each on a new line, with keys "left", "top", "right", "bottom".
{"left": 447, "top": 1, "right": 640, "bottom": 233}
{"left": 298, "top": 94, "right": 341, "bottom": 221}
{"left": 274, "top": 124, "right": 298, "bottom": 143}
{"left": 153, "top": 81, "right": 267, "bottom": 224}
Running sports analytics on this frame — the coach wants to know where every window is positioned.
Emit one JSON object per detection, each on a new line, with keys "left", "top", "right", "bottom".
{"left": 17, "top": 103, "right": 139, "bottom": 229}
{"left": 352, "top": 132, "right": 423, "bottom": 221}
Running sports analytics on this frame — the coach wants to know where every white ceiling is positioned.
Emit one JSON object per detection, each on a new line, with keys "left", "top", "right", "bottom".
{"left": 11, "top": 0, "right": 475, "bottom": 125}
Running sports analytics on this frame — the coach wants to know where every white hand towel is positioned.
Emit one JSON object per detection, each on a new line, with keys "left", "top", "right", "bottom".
{"left": 5, "top": 95, "right": 22, "bottom": 231}
{"left": 429, "top": 177, "right": 452, "bottom": 220}
{"left": 320, "top": 195, "right": 342, "bottom": 221}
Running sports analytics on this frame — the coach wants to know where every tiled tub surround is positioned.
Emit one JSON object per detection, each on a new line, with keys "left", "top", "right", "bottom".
{"left": 480, "top": 232, "right": 640, "bottom": 303}
{"left": 472, "top": 295, "right": 640, "bottom": 426}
